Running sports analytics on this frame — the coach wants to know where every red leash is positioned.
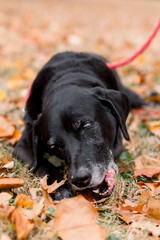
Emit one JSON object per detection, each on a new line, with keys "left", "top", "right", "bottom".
{"left": 107, "top": 19, "right": 160, "bottom": 69}
{"left": 25, "top": 19, "right": 160, "bottom": 103}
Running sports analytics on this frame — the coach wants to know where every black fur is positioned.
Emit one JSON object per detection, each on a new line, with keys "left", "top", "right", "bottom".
{"left": 13, "top": 52, "right": 145, "bottom": 200}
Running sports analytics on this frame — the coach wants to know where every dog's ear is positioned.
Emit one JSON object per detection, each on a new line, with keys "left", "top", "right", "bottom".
{"left": 31, "top": 113, "right": 43, "bottom": 171}
{"left": 92, "top": 87, "right": 130, "bottom": 141}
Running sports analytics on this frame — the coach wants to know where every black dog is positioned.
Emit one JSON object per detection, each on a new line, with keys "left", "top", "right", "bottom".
{"left": 13, "top": 52, "right": 145, "bottom": 200}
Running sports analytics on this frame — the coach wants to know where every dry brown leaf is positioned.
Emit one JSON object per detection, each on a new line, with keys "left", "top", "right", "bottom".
{"left": 134, "top": 169, "right": 160, "bottom": 178}
{"left": 0, "top": 234, "right": 12, "bottom": 240}
{"left": 40, "top": 176, "right": 55, "bottom": 209}
{"left": 40, "top": 175, "right": 66, "bottom": 193}
{"left": 7, "top": 129, "right": 22, "bottom": 145}
{"left": 53, "top": 195, "right": 107, "bottom": 240}
{"left": 134, "top": 155, "right": 160, "bottom": 177}
{"left": 135, "top": 154, "right": 160, "bottom": 169}
{"left": 115, "top": 199, "right": 146, "bottom": 214}
{"left": 0, "top": 116, "right": 15, "bottom": 138}
{"left": 21, "top": 198, "right": 44, "bottom": 220}
{"left": 136, "top": 182, "right": 160, "bottom": 196}
{"left": 1, "top": 161, "right": 14, "bottom": 169}
{"left": 6, "top": 206, "right": 34, "bottom": 240}
{"left": 0, "top": 153, "right": 12, "bottom": 165}
{"left": 133, "top": 189, "right": 151, "bottom": 204}
{"left": 0, "top": 192, "right": 12, "bottom": 208}
{"left": 0, "top": 178, "right": 24, "bottom": 190}
{"left": 119, "top": 212, "right": 142, "bottom": 224}
{"left": 129, "top": 216, "right": 160, "bottom": 238}
{"left": 15, "top": 194, "right": 34, "bottom": 208}
{"left": 29, "top": 187, "right": 42, "bottom": 202}
{"left": 147, "top": 198, "right": 160, "bottom": 220}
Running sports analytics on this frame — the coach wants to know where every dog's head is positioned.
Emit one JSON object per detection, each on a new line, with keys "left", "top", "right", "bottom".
{"left": 34, "top": 85, "right": 130, "bottom": 197}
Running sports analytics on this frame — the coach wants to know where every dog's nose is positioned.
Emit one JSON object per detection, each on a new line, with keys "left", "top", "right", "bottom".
{"left": 71, "top": 168, "right": 91, "bottom": 188}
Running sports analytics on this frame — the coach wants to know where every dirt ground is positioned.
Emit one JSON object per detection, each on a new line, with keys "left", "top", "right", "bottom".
{"left": 0, "top": 0, "right": 160, "bottom": 239}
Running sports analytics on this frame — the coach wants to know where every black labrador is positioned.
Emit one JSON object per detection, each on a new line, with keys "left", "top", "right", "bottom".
{"left": 13, "top": 52, "right": 145, "bottom": 200}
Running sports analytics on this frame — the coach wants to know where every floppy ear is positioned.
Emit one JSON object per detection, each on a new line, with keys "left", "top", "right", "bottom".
{"left": 92, "top": 87, "right": 130, "bottom": 141}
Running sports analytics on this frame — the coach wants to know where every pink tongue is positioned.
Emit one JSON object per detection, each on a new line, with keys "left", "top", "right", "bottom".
{"left": 105, "top": 168, "right": 116, "bottom": 192}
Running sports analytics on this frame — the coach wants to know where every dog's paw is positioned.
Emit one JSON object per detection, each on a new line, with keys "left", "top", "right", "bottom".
{"left": 51, "top": 181, "right": 75, "bottom": 201}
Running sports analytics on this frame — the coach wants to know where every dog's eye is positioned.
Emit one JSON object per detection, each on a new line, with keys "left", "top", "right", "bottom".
{"left": 73, "top": 120, "right": 81, "bottom": 130}
{"left": 73, "top": 120, "right": 91, "bottom": 130}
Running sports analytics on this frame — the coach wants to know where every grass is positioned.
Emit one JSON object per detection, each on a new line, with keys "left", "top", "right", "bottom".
{"left": 0, "top": 0, "right": 160, "bottom": 239}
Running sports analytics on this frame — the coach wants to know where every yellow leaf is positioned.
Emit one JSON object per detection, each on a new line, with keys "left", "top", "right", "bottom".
{"left": 15, "top": 194, "right": 34, "bottom": 208}
{"left": 0, "top": 89, "right": 6, "bottom": 100}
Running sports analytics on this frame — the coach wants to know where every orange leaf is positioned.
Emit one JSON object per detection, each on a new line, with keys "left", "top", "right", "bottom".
{"left": 147, "top": 198, "right": 160, "bottom": 220}
{"left": 7, "top": 75, "right": 25, "bottom": 90}
{"left": 15, "top": 194, "right": 34, "bottom": 208}
{"left": 0, "top": 153, "right": 12, "bottom": 165}
{"left": 0, "top": 116, "right": 15, "bottom": 138}
{"left": 53, "top": 195, "right": 107, "bottom": 240}
{"left": 0, "top": 178, "right": 24, "bottom": 190}
{"left": 136, "top": 182, "right": 160, "bottom": 195}
{"left": 146, "top": 94, "right": 160, "bottom": 102}
{"left": 8, "top": 129, "right": 22, "bottom": 145}
{"left": 40, "top": 176, "right": 55, "bottom": 209}
{"left": 6, "top": 206, "right": 34, "bottom": 240}
{"left": 133, "top": 189, "right": 151, "bottom": 203}
{"left": 134, "top": 169, "right": 160, "bottom": 178}
{"left": 40, "top": 175, "right": 66, "bottom": 193}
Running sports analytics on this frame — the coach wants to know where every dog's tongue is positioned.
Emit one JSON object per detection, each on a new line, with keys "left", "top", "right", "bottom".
{"left": 105, "top": 168, "right": 116, "bottom": 193}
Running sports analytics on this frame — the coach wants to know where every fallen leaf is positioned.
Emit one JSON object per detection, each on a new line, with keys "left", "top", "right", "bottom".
{"left": 145, "top": 120, "right": 160, "bottom": 137}
{"left": 0, "top": 89, "right": 6, "bottom": 101}
{"left": 1, "top": 161, "right": 14, "bottom": 169}
{"left": 7, "top": 129, "right": 22, "bottom": 145}
{"left": 21, "top": 197, "right": 44, "bottom": 220}
{"left": 7, "top": 75, "right": 26, "bottom": 90}
{"left": 0, "top": 153, "right": 12, "bottom": 165}
{"left": 133, "top": 189, "right": 151, "bottom": 203}
{"left": 0, "top": 234, "right": 12, "bottom": 240}
{"left": 146, "top": 94, "right": 160, "bottom": 102}
{"left": 147, "top": 198, "right": 160, "bottom": 220}
{"left": 134, "top": 169, "right": 160, "bottom": 178}
{"left": 119, "top": 212, "right": 141, "bottom": 224}
{"left": 135, "top": 155, "right": 160, "bottom": 169}
{"left": 136, "top": 182, "right": 160, "bottom": 196}
{"left": 129, "top": 216, "right": 160, "bottom": 238}
{"left": 0, "top": 178, "right": 24, "bottom": 190}
{"left": 0, "top": 192, "right": 12, "bottom": 207}
{"left": 40, "top": 175, "right": 66, "bottom": 194}
{"left": 132, "top": 107, "right": 160, "bottom": 121}
{"left": 0, "top": 116, "right": 15, "bottom": 138}
{"left": 29, "top": 187, "right": 42, "bottom": 202}
{"left": 15, "top": 194, "right": 34, "bottom": 208}
{"left": 6, "top": 206, "right": 34, "bottom": 240}
{"left": 134, "top": 155, "right": 160, "bottom": 177}
{"left": 40, "top": 176, "right": 55, "bottom": 209}
{"left": 53, "top": 195, "right": 107, "bottom": 240}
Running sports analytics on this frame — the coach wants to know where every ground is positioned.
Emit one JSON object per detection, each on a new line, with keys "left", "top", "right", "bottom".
{"left": 0, "top": 0, "right": 160, "bottom": 239}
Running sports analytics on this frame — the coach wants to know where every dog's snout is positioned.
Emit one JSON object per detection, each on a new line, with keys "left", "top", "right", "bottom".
{"left": 71, "top": 168, "right": 91, "bottom": 188}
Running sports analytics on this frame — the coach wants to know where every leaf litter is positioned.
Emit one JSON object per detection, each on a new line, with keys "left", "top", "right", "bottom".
{"left": 0, "top": 0, "right": 160, "bottom": 239}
